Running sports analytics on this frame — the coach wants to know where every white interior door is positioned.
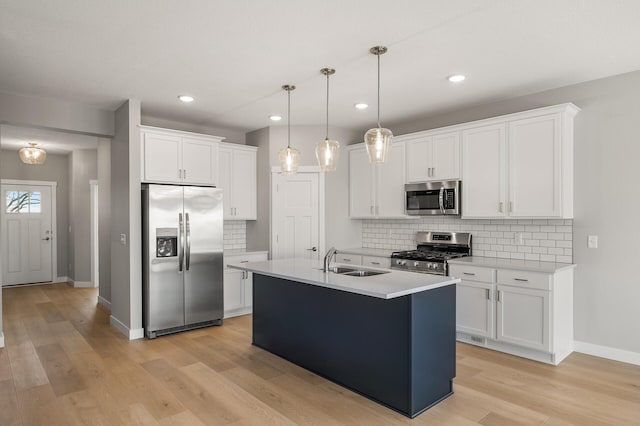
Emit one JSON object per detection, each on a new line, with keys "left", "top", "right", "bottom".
{"left": 272, "top": 172, "right": 320, "bottom": 260}
{"left": 2, "top": 183, "right": 54, "bottom": 285}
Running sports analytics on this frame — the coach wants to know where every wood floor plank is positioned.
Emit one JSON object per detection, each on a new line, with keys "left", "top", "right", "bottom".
{"left": 2, "top": 284, "right": 640, "bottom": 425}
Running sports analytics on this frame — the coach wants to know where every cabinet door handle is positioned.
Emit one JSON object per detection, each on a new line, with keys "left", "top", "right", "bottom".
{"left": 463, "top": 272, "right": 476, "bottom": 276}
{"left": 498, "top": 202, "right": 504, "bottom": 213}
{"left": 497, "top": 291, "right": 501, "bottom": 302}
{"left": 486, "top": 288, "right": 490, "bottom": 300}
{"left": 509, "top": 201, "right": 513, "bottom": 213}
{"left": 513, "top": 278, "right": 529, "bottom": 282}
{"left": 432, "top": 167, "right": 436, "bottom": 177}
{"left": 184, "top": 169, "right": 187, "bottom": 180}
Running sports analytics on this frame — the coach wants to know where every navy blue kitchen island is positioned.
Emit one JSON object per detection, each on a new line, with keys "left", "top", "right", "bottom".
{"left": 229, "top": 259, "right": 459, "bottom": 418}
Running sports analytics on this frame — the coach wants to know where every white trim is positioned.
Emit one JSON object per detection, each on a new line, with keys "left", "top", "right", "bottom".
{"left": 110, "top": 315, "right": 145, "bottom": 340}
{"left": 89, "top": 180, "right": 99, "bottom": 288}
{"left": 56, "top": 276, "right": 69, "bottom": 283}
{"left": 97, "top": 295, "right": 111, "bottom": 310}
{"left": 270, "top": 165, "right": 321, "bottom": 173}
{"left": 574, "top": 340, "right": 640, "bottom": 366}
{"left": 0, "top": 332, "right": 4, "bottom": 348}
{"left": 70, "top": 279, "right": 93, "bottom": 288}
{"left": 0, "top": 179, "right": 58, "bottom": 285}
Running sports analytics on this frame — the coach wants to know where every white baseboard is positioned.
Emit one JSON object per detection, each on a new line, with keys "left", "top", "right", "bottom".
{"left": 574, "top": 340, "right": 640, "bottom": 366}
{"left": 109, "top": 315, "right": 144, "bottom": 340}
{"left": 0, "top": 332, "right": 4, "bottom": 348}
{"left": 97, "top": 295, "right": 111, "bottom": 310}
{"left": 70, "top": 279, "right": 94, "bottom": 288}
{"left": 56, "top": 276, "right": 69, "bottom": 283}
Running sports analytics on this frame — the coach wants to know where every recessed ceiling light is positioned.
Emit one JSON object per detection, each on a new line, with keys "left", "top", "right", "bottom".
{"left": 354, "top": 103, "right": 368, "bottom": 110}
{"left": 448, "top": 74, "right": 466, "bottom": 83}
{"left": 269, "top": 115, "right": 282, "bottom": 121}
{"left": 178, "top": 95, "right": 194, "bottom": 103}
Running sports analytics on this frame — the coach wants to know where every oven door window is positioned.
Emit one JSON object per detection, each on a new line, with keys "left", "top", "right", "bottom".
{"left": 407, "top": 190, "right": 440, "bottom": 211}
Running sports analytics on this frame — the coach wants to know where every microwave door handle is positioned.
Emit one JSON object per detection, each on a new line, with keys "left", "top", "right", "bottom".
{"left": 178, "top": 213, "right": 184, "bottom": 271}
{"left": 439, "top": 187, "right": 445, "bottom": 214}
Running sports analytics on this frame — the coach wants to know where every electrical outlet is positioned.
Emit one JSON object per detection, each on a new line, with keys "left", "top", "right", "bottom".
{"left": 514, "top": 232, "right": 524, "bottom": 245}
{"left": 120, "top": 233, "right": 127, "bottom": 245}
{"left": 587, "top": 235, "right": 598, "bottom": 249}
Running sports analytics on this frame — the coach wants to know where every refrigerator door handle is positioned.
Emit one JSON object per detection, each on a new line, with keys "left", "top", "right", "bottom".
{"left": 185, "top": 212, "right": 191, "bottom": 270}
{"left": 178, "top": 212, "right": 184, "bottom": 272}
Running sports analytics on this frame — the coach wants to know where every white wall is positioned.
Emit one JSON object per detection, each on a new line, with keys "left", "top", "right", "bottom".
{"left": 97, "top": 138, "right": 111, "bottom": 306}
{"left": 388, "top": 70, "right": 640, "bottom": 357}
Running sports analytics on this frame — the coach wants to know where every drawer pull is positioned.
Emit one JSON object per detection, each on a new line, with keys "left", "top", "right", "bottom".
{"left": 463, "top": 272, "right": 476, "bottom": 276}
{"left": 513, "top": 278, "right": 529, "bottom": 282}
{"left": 371, "top": 262, "right": 380, "bottom": 265}
{"left": 343, "top": 258, "right": 351, "bottom": 262}
{"left": 240, "top": 260, "right": 249, "bottom": 263}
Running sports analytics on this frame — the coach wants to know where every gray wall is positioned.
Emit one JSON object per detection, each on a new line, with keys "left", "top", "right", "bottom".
{"left": 0, "top": 91, "right": 114, "bottom": 137}
{"left": 141, "top": 115, "right": 246, "bottom": 145}
{"left": 98, "top": 138, "right": 111, "bottom": 305}
{"left": 68, "top": 149, "right": 97, "bottom": 282}
{"left": 389, "top": 70, "right": 640, "bottom": 355}
{"left": 110, "top": 99, "right": 142, "bottom": 335}
{"left": 0, "top": 149, "right": 70, "bottom": 278}
{"left": 246, "top": 125, "right": 361, "bottom": 253}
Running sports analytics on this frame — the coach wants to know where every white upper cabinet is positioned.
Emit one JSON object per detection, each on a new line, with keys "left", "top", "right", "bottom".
{"left": 348, "top": 143, "right": 406, "bottom": 218}
{"left": 461, "top": 104, "right": 579, "bottom": 219}
{"left": 218, "top": 144, "right": 257, "bottom": 220}
{"left": 405, "top": 131, "right": 460, "bottom": 182}
{"left": 141, "top": 126, "right": 222, "bottom": 186}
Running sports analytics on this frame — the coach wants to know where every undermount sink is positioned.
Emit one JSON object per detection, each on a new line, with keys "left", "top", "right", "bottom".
{"left": 325, "top": 266, "right": 390, "bottom": 277}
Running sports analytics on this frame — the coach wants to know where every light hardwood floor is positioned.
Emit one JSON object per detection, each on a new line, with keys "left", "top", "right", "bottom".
{"left": 1, "top": 283, "right": 639, "bottom": 425}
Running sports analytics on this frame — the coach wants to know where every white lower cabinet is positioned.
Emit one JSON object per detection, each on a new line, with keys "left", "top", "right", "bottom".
{"left": 335, "top": 254, "right": 362, "bottom": 265}
{"left": 334, "top": 254, "right": 391, "bottom": 269}
{"left": 224, "top": 252, "right": 268, "bottom": 318}
{"left": 450, "top": 263, "right": 574, "bottom": 365}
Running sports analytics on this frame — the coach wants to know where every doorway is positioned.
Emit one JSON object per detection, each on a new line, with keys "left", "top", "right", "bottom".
{"left": 271, "top": 167, "right": 324, "bottom": 260}
{"left": 1, "top": 180, "right": 57, "bottom": 286}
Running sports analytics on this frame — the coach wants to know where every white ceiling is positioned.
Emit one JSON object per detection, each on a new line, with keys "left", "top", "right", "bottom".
{"left": 1, "top": 0, "right": 640, "bottom": 135}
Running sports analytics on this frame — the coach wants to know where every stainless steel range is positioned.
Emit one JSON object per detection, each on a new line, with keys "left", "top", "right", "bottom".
{"left": 391, "top": 231, "right": 472, "bottom": 275}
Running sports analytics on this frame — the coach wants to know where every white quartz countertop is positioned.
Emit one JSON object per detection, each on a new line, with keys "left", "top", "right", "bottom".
{"left": 448, "top": 256, "right": 576, "bottom": 273}
{"left": 337, "top": 247, "right": 396, "bottom": 258}
{"left": 228, "top": 258, "right": 459, "bottom": 300}
{"left": 224, "top": 249, "right": 269, "bottom": 257}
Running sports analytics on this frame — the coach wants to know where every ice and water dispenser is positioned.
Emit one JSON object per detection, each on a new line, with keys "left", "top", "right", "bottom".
{"left": 156, "top": 228, "right": 178, "bottom": 257}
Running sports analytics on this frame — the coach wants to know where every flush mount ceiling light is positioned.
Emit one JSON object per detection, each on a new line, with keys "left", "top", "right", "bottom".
{"left": 19, "top": 142, "right": 47, "bottom": 165}
{"left": 278, "top": 84, "right": 300, "bottom": 175}
{"left": 316, "top": 68, "right": 340, "bottom": 173}
{"left": 448, "top": 74, "right": 466, "bottom": 83}
{"left": 354, "top": 103, "right": 369, "bottom": 110}
{"left": 178, "top": 95, "right": 194, "bottom": 103}
{"left": 364, "top": 46, "right": 393, "bottom": 164}
{"left": 269, "top": 115, "right": 282, "bottom": 121}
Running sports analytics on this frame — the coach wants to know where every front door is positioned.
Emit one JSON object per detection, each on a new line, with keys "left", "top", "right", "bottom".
{"left": 1, "top": 183, "right": 53, "bottom": 285}
{"left": 272, "top": 172, "right": 320, "bottom": 260}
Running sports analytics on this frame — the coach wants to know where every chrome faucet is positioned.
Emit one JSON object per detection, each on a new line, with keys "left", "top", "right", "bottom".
{"left": 323, "top": 247, "right": 337, "bottom": 272}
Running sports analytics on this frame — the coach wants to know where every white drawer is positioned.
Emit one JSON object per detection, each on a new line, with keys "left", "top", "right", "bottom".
{"left": 361, "top": 255, "right": 391, "bottom": 269}
{"left": 225, "top": 252, "right": 268, "bottom": 269}
{"left": 336, "top": 254, "right": 362, "bottom": 265}
{"left": 449, "top": 264, "right": 496, "bottom": 283}
{"left": 497, "top": 269, "right": 551, "bottom": 291}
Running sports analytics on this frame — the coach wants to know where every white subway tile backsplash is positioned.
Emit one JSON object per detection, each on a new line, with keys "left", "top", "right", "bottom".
{"left": 361, "top": 217, "right": 573, "bottom": 263}
{"left": 223, "top": 221, "right": 247, "bottom": 250}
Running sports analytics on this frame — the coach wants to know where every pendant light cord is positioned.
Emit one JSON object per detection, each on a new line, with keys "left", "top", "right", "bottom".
{"left": 325, "top": 72, "right": 330, "bottom": 140}
{"left": 377, "top": 52, "right": 381, "bottom": 128}
{"left": 287, "top": 88, "right": 291, "bottom": 149}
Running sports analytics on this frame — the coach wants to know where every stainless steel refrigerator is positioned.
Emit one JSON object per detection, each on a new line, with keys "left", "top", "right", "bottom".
{"left": 142, "top": 184, "right": 223, "bottom": 338}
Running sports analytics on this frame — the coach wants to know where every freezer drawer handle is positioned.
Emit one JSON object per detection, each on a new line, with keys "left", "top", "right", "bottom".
{"left": 185, "top": 212, "right": 191, "bottom": 270}
{"left": 178, "top": 213, "right": 184, "bottom": 272}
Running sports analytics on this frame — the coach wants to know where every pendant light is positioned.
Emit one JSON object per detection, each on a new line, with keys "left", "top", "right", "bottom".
{"left": 315, "top": 68, "right": 340, "bottom": 172}
{"left": 278, "top": 84, "right": 300, "bottom": 175}
{"left": 19, "top": 143, "right": 47, "bottom": 165}
{"left": 364, "top": 46, "right": 393, "bottom": 164}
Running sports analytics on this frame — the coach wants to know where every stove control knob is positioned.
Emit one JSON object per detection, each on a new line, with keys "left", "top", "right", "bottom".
{"left": 397, "top": 259, "right": 406, "bottom": 266}
{"left": 428, "top": 263, "right": 435, "bottom": 269}
{"left": 413, "top": 261, "right": 420, "bottom": 267}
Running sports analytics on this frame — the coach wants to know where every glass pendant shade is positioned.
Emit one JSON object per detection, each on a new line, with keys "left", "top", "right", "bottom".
{"left": 279, "top": 146, "right": 300, "bottom": 175}
{"left": 19, "top": 143, "right": 47, "bottom": 165}
{"left": 315, "top": 138, "right": 340, "bottom": 172}
{"left": 364, "top": 127, "right": 393, "bottom": 164}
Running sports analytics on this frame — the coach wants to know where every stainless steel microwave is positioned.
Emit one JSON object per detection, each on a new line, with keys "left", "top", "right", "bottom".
{"left": 405, "top": 180, "right": 461, "bottom": 215}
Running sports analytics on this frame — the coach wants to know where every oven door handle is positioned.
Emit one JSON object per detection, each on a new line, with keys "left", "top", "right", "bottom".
{"left": 439, "top": 187, "right": 445, "bottom": 214}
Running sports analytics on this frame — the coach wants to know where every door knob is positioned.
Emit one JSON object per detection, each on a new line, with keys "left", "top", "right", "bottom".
{"left": 42, "top": 237, "right": 50, "bottom": 241}
{"left": 307, "top": 247, "right": 317, "bottom": 251}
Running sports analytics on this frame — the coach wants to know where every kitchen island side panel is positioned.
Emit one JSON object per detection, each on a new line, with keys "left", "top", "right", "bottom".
{"left": 252, "top": 274, "right": 456, "bottom": 417}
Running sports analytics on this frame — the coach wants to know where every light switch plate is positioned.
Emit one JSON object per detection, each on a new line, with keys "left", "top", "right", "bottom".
{"left": 587, "top": 235, "right": 598, "bottom": 249}
{"left": 120, "top": 233, "right": 127, "bottom": 245}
